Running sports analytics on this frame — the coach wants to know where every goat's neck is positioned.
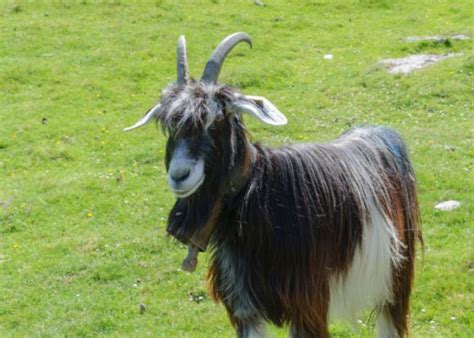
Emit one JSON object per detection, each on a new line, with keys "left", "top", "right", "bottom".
{"left": 187, "top": 140, "right": 256, "bottom": 251}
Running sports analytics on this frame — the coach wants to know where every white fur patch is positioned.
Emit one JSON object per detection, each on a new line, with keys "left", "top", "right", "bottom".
{"left": 328, "top": 203, "right": 404, "bottom": 322}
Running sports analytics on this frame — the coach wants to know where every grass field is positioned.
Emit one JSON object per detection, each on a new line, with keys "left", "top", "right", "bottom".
{"left": 0, "top": 0, "right": 472, "bottom": 336}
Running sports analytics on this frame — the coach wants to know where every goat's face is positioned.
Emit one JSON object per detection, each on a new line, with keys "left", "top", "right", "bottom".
{"left": 165, "top": 129, "right": 207, "bottom": 198}
{"left": 160, "top": 82, "right": 227, "bottom": 198}
{"left": 124, "top": 32, "right": 287, "bottom": 202}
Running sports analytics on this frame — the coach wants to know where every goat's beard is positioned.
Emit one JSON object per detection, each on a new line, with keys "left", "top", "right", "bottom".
{"left": 166, "top": 192, "right": 214, "bottom": 248}
{"left": 166, "top": 171, "right": 222, "bottom": 251}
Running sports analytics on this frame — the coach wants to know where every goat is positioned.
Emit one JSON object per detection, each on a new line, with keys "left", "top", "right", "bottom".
{"left": 125, "top": 33, "right": 422, "bottom": 338}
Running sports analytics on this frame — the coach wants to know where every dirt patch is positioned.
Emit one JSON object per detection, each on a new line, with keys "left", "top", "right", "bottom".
{"left": 380, "top": 53, "right": 462, "bottom": 74}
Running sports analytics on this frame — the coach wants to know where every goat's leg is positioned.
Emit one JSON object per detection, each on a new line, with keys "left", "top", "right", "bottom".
{"left": 288, "top": 292, "right": 330, "bottom": 338}
{"left": 376, "top": 306, "right": 399, "bottom": 338}
{"left": 376, "top": 249, "right": 415, "bottom": 337}
{"left": 236, "top": 321, "right": 267, "bottom": 338}
{"left": 376, "top": 290, "right": 411, "bottom": 338}
{"left": 289, "top": 322, "right": 330, "bottom": 338}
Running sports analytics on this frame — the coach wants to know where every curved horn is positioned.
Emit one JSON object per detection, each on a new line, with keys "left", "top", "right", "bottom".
{"left": 201, "top": 32, "right": 252, "bottom": 84}
{"left": 177, "top": 35, "right": 189, "bottom": 84}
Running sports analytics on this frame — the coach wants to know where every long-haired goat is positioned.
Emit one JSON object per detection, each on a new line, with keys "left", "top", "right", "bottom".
{"left": 125, "top": 33, "right": 422, "bottom": 338}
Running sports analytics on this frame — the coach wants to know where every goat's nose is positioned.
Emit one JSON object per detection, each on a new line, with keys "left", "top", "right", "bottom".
{"left": 170, "top": 167, "right": 191, "bottom": 182}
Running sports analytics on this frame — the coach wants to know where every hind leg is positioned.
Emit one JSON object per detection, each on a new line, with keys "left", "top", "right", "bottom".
{"left": 376, "top": 306, "right": 400, "bottom": 338}
{"left": 376, "top": 266, "right": 412, "bottom": 338}
{"left": 377, "top": 295, "right": 412, "bottom": 337}
{"left": 376, "top": 233, "right": 416, "bottom": 338}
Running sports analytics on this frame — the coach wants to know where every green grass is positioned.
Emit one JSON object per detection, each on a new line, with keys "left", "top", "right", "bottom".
{"left": 0, "top": 0, "right": 472, "bottom": 336}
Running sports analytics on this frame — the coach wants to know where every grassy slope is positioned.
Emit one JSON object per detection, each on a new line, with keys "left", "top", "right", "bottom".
{"left": 0, "top": 0, "right": 472, "bottom": 336}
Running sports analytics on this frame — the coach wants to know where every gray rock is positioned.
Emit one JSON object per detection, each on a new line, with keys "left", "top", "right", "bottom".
{"left": 379, "top": 53, "right": 462, "bottom": 74}
{"left": 402, "top": 34, "right": 469, "bottom": 42}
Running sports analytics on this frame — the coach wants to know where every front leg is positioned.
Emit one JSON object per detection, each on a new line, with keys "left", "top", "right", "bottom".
{"left": 236, "top": 321, "right": 267, "bottom": 338}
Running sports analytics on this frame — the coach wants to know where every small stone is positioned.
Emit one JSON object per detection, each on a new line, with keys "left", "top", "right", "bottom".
{"left": 187, "top": 291, "right": 207, "bottom": 304}
{"left": 450, "top": 316, "right": 456, "bottom": 321}
{"left": 434, "top": 200, "right": 461, "bottom": 211}
{"left": 254, "top": 0, "right": 266, "bottom": 6}
{"left": 324, "top": 54, "right": 333, "bottom": 60}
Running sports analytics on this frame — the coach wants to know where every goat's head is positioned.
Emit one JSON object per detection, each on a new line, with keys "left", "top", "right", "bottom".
{"left": 124, "top": 33, "right": 287, "bottom": 248}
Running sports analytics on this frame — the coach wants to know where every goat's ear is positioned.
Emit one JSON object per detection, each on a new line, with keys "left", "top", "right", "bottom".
{"left": 123, "top": 103, "right": 161, "bottom": 132}
{"left": 229, "top": 95, "right": 287, "bottom": 126}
